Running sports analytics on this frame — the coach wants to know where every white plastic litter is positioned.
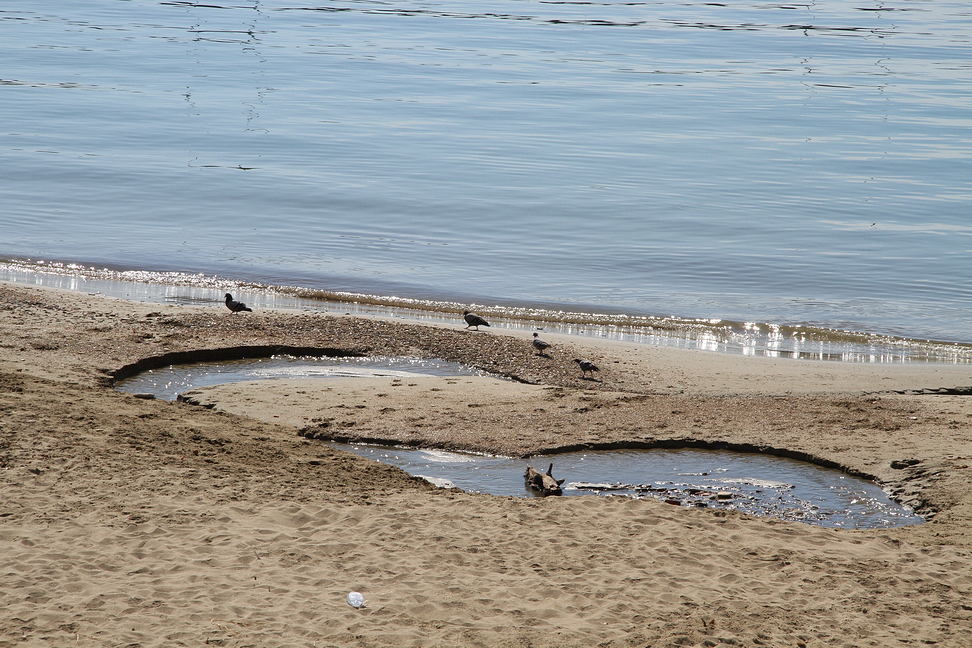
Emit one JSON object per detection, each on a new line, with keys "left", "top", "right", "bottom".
{"left": 347, "top": 591, "right": 364, "bottom": 608}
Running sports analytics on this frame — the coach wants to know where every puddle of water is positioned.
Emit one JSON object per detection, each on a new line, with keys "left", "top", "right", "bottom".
{"left": 336, "top": 444, "right": 923, "bottom": 530}
{"left": 114, "top": 355, "right": 489, "bottom": 401}
{"left": 114, "top": 358, "right": 921, "bottom": 529}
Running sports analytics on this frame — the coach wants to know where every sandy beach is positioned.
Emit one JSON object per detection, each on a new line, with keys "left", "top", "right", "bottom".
{"left": 2, "top": 281, "right": 971, "bottom": 648}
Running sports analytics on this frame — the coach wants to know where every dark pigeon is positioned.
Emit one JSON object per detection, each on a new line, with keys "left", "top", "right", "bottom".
{"left": 224, "top": 293, "right": 252, "bottom": 313}
{"left": 532, "top": 332, "right": 551, "bottom": 355}
{"left": 463, "top": 310, "right": 489, "bottom": 331}
{"left": 574, "top": 358, "right": 599, "bottom": 378}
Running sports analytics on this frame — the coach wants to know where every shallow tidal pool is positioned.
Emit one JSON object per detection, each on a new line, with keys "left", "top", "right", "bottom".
{"left": 337, "top": 444, "right": 923, "bottom": 530}
{"left": 116, "top": 355, "right": 923, "bottom": 529}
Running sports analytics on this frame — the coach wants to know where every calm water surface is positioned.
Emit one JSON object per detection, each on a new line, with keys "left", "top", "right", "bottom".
{"left": 115, "top": 354, "right": 492, "bottom": 400}
{"left": 2, "top": 0, "right": 970, "bottom": 351}
{"left": 337, "top": 444, "right": 924, "bottom": 529}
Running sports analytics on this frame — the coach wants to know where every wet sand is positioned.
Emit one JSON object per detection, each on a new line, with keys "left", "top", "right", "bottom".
{"left": 2, "top": 281, "right": 971, "bottom": 647}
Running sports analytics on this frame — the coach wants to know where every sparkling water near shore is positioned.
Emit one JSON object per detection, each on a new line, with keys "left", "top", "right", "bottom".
{"left": 3, "top": 260, "right": 970, "bottom": 363}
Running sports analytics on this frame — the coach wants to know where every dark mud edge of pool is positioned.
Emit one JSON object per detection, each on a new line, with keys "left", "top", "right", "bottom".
{"left": 110, "top": 345, "right": 543, "bottom": 385}
{"left": 111, "top": 346, "right": 364, "bottom": 382}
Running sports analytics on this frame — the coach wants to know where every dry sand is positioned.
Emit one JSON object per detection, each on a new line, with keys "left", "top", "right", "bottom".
{"left": 2, "top": 281, "right": 971, "bottom": 647}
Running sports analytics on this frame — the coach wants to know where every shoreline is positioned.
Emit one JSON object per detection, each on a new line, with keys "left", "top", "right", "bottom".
{"left": 4, "top": 259, "right": 972, "bottom": 363}
{"left": 3, "top": 281, "right": 972, "bottom": 647}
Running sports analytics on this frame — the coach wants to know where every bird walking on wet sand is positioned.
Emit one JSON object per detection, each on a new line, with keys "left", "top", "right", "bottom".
{"left": 224, "top": 293, "right": 252, "bottom": 313}
{"left": 532, "top": 332, "right": 551, "bottom": 356}
{"left": 574, "top": 358, "right": 599, "bottom": 378}
{"left": 463, "top": 310, "right": 489, "bottom": 331}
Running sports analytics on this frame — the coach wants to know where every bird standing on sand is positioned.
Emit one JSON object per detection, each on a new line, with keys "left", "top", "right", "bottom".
{"left": 224, "top": 293, "right": 252, "bottom": 313}
{"left": 532, "top": 332, "right": 551, "bottom": 356}
{"left": 574, "top": 358, "right": 599, "bottom": 378}
{"left": 463, "top": 310, "right": 489, "bottom": 331}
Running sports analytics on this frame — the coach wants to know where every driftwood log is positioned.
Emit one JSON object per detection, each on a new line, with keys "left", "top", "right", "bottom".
{"left": 524, "top": 463, "right": 564, "bottom": 496}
